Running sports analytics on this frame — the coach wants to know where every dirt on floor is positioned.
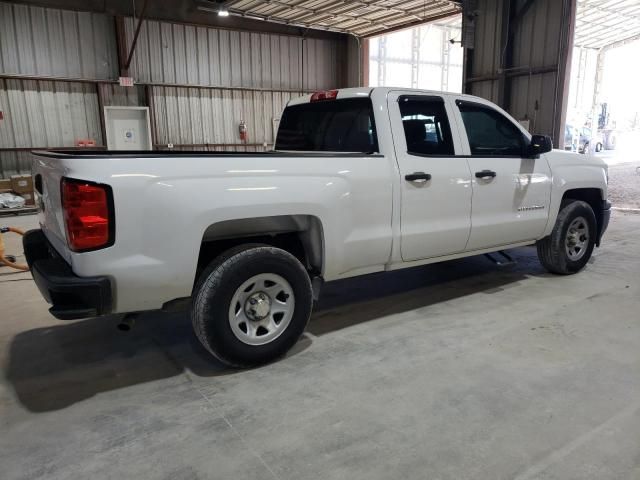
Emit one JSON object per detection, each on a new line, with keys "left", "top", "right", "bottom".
{"left": 598, "top": 131, "right": 640, "bottom": 211}
{"left": 607, "top": 160, "right": 640, "bottom": 210}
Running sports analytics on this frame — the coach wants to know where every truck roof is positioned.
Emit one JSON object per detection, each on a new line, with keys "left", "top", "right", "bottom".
{"left": 287, "top": 87, "right": 484, "bottom": 107}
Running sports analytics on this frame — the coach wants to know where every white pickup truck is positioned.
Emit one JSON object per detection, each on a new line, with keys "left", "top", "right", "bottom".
{"left": 25, "top": 87, "right": 611, "bottom": 367}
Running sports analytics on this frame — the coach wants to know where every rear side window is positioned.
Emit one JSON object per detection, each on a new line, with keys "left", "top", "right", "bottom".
{"left": 275, "top": 98, "right": 378, "bottom": 153}
{"left": 399, "top": 96, "right": 454, "bottom": 156}
{"left": 457, "top": 101, "right": 525, "bottom": 156}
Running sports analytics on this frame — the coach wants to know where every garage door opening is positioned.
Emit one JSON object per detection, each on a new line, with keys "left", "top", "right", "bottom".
{"left": 567, "top": 0, "right": 640, "bottom": 210}
{"left": 367, "top": 15, "right": 463, "bottom": 92}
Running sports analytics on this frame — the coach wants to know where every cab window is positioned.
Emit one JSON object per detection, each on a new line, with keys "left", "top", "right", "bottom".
{"left": 457, "top": 101, "right": 526, "bottom": 156}
{"left": 275, "top": 98, "right": 378, "bottom": 153}
{"left": 399, "top": 96, "right": 454, "bottom": 156}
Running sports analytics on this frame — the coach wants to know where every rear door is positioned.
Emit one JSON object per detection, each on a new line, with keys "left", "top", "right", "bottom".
{"left": 388, "top": 92, "right": 473, "bottom": 262}
{"left": 452, "top": 99, "right": 552, "bottom": 251}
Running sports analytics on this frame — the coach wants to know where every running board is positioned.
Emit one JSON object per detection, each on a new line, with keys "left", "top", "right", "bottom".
{"left": 484, "top": 250, "right": 517, "bottom": 267}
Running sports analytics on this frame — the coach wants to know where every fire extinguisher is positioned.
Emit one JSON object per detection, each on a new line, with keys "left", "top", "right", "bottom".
{"left": 239, "top": 120, "right": 248, "bottom": 143}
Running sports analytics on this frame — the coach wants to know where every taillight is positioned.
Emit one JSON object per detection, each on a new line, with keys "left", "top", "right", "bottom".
{"left": 310, "top": 89, "right": 338, "bottom": 102}
{"left": 61, "top": 178, "right": 114, "bottom": 252}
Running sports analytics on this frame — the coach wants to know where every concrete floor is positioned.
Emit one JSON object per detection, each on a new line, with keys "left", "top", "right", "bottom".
{"left": 597, "top": 132, "right": 640, "bottom": 210}
{"left": 1, "top": 212, "right": 639, "bottom": 480}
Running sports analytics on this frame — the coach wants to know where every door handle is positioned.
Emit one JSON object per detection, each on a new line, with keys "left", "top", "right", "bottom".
{"left": 405, "top": 172, "right": 432, "bottom": 183}
{"left": 475, "top": 170, "right": 497, "bottom": 179}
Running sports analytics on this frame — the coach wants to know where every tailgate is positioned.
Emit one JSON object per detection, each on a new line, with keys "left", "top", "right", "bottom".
{"left": 32, "top": 152, "right": 71, "bottom": 263}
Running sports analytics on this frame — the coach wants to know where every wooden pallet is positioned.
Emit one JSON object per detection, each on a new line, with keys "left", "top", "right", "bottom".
{"left": 0, "top": 206, "right": 38, "bottom": 217}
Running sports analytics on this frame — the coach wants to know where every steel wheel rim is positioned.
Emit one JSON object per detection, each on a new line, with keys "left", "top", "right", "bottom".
{"left": 565, "top": 216, "right": 590, "bottom": 261}
{"left": 228, "top": 273, "right": 295, "bottom": 346}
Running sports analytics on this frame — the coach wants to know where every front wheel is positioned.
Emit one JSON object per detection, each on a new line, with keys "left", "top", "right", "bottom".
{"left": 536, "top": 200, "right": 596, "bottom": 275}
{"left": 192, "top": 245, "right": 313, "bottom": 367}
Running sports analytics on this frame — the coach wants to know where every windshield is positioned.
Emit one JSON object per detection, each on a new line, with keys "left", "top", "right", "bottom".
{"left": 275, "top": 98, "right": 379, "bottom": 153}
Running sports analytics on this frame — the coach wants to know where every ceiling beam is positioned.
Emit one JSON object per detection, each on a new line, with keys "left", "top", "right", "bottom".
{"left": 225, "top": 0, "right": 461, "bottom": 37}
{"left": 360, "top": 8, "right": 461, "bottom": 38}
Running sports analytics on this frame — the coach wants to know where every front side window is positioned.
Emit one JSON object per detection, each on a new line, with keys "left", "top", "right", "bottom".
{"left": 275, "top": 98, "right": 378, "bottom": 153}
{"left": 399, "top": 96, "right": 454, "bottom": 156}
{"left": 457, "top": 102, "right": 526, "bottom": 156}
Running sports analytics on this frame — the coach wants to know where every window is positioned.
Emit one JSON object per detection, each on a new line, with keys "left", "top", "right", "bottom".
{"left": 399, "top": 96, "right": 454, "bottom": 156}
{"left": 457, "top": 102, "right": 526, "bottom": 156}
{"left": 275, "top": 98, "right": 378, "bottom": 153}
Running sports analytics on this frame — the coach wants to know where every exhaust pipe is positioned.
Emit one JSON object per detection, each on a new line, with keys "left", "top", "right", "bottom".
{"left": 117, "top": 313, "right": 137, "bottom": 332}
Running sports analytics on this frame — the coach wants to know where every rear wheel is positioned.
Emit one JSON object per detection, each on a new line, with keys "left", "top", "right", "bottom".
{"left": 192, "top": 245, "right": 313, "bottom": 367}
{"left": 536, "top": 200, "right": 596, "bottom": 274}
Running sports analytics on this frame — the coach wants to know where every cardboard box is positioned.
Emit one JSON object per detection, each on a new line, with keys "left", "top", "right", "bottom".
{"left": 19, "top": 192, "right": 36, "bottom": 206}
{"left": 11, "top": 174, "right": 34, "bottom": 194}
{"left": 0, "top": 178, "right": 12, "bottom": 191}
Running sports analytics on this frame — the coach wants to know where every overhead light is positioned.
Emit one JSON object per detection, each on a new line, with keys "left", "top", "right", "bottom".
{"left": 196, "top": 1, "right": 230, "bottom": 16}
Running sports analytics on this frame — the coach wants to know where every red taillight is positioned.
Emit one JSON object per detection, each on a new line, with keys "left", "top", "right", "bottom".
{"left": 310, "top": 89, "right": 339, "bottom": 102}
{"left": 62, "top": 178, "right": 113, "bottom": 252}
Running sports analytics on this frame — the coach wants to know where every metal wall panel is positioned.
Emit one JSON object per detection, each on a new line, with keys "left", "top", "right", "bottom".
{"left": 0, "top": 79, "right": 102, "bottom": 149}
{"left": 0, "top": 151, "right": 31, "bottom": 179}
{"left": 151, "top": 86, "right": 299, "bottom": 150}
{"left": 465, "top": 0, "right": 574, "bottom": 140}
{"left": 124, "top": 17, "right": 341, "bottom": 91}
{"left": 0, "top": 1, "right": 118, "bottom": 80}
{"left": 346, "top": 36, "right": 361, "bottom": 87}
{"left": 471, "top": 0, "right": 502, "bottom": 77}
{"left": 98, "top": 83, "right": 146, "bottom": 107}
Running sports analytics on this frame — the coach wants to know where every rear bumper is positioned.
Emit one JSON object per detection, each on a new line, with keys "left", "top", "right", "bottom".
{"left": 597, "top": 200, "right": 611, "bottom": 246}
{"left": 23, "top": 229, "right": 112, "bottom": 320}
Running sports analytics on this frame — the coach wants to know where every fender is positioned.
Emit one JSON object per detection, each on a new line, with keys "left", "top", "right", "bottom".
{"left": 542, "top": 151, "right": 608, "bottom": 238}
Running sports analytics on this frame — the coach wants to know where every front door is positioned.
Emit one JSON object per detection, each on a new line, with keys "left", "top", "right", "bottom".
{"left": 452, "top": 99, "right": 552, "bottom": 251}
{"left": 389, "top": 92, "right": 473, "bottom": 262}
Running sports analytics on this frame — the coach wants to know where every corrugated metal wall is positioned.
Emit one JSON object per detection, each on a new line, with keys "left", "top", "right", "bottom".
{"left": 124, "top": 18, "right": 344, "bottom": 150}
{"left": 0, "top": 79, "right": 102, "bottom": 148}
{"left": 0, "top": 2, "right": 347, "bottom": 177}
{"left": 507, "top": 0, "right": 564, "bottom": 137}
{"left": 464, "top": 0, "right": 574, "bottom": 142}
{"left": 346, "top": 36, "right": 362, "bottom": 87}
{"left": 123, "top": 18, "right": 341, "bottom": 91}
{"left": 98, "top": 83, "right": 146, "bottom": 107}
{"left": 151, "top": 86, "right": 300, "bottom": 151}
{"left": 0, "top": 78, "right": 102, "bottom": 177}
{"left": 0, "top": 1, "right": 118, "bottom": 80}
{"left": 0, "top": 152, "right": 31, "bottom": 179}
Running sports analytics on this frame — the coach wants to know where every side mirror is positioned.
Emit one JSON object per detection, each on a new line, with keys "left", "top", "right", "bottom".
{"left": 527, "top": 134, "right": 553, "bottom": 157}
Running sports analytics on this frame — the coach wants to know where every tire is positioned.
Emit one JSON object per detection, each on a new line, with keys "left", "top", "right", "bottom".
{"left": 536, "top": 200, "right": 597, "bottom": 275}
{"left": 192, "top": 244, "right": 313, "bottom": 368}
{"left": 596, "top": 142, "right": 603, "bottom": 153}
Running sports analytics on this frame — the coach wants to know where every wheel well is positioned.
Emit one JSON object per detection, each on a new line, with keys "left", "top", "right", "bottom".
{"left": 562, "top": 188, "right": 602, "bottom": 212}
{"left": 194, "top": 215, "right": 324, "bottom": 287}
{"left": 562, "top": 188, "right": 604, "bottom": 241}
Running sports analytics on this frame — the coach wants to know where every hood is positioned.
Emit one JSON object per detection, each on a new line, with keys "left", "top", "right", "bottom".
{"left": 545, "top": 149, "right": 607, "bottom": 171}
